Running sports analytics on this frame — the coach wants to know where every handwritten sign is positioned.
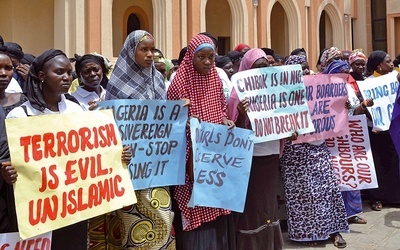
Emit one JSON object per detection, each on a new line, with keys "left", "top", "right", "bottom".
{"left": 5, "top": 110, "right": 136, "bottom": 240}
{"left": 188, "top": 118, "right": 254, "bottom": 212}
{"left": 326, "top": 115, "right": 378, "bottom": 191}
{"left": 230, "top": 65, "right": 314, "bottom": 143}
{"left": 295, "top": 74, "right": 349, "bottom": 143}
{"left": 97, "top": 99, "right": 187, "bottom": 190}
{"left": 358, "top": 71, "right": 399, "bottom": 131}
{"left": 0, "top": 232, "right": 52, "bottom": 250}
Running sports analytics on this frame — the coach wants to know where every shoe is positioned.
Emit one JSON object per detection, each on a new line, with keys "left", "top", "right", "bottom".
{"left": 371, "top": 201, "right": 382, "bottom": 211}
{"left": 348, "top": 216, "right": 367, "bottom": 224}
{"left": 331, "top": 233, "right": 347, "bottom": 249}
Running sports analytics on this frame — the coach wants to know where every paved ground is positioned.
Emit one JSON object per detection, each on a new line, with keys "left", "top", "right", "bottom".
{"left": 281, "top": 201, "right": 400, "bottom": 250}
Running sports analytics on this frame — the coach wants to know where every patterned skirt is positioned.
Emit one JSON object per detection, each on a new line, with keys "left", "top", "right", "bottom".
{"left": 280, "top": 142, "right": 349, "bottom": 242}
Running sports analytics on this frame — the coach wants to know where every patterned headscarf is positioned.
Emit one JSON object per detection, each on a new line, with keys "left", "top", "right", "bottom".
{"left": 322, "top": 60, "right": 349, "bottom": 74}
{"left": 349, "top": 50, "right": 367, "bottom": 65}
{"left": 321, "top": 47, "right": 342, "bottom": 67}
{"left": 239, "top": 48, "right": 267, "bottom": 71}
{"left": 106, "top": 30, "right": 165, "bottom": 100}
{"left": 167, "top": 34, "right": 229, "bottom": 231}
{"left": 285, "top": 55, "right": 307, "bottom": 65}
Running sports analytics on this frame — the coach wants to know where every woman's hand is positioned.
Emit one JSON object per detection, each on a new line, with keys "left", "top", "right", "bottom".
{"left": 1, "top": 161, "right": 18, "bottom": 185}
{"left": 362, "top": 98, "right": 374, "bottom": 108}
{"left": 181, "top": 98, "right": 190, "bottom": 107}
{"left": 237, "top": 98, "right": 249, "bottom": 116}
{"left": 88, "top": 100, "right": 98, "bottom": 111}
{"left": 345, "top": 100, "right": 351, "bottom": 110}
{"left": 285, "top": 131, "right": 298, "bottom": 141}
{"left": 16, "top": 64, "right": 30, "bottom": 81}
{"left": 121, "top": 145, "right": 132, "bottom": 164}
{"left": 222, "top": 116, "right": 235, "bottom": 130}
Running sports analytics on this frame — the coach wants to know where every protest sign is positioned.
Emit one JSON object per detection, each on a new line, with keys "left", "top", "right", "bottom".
{"left": 0, "top": 232, "right": 52, "bottom": 250}
{"left": 5, "top": 110, "right": 136, "bottom": 240}
{"left": 97, "top": 99, "right": 187, "bottom": 190}
{"left": 188, "top": 118, "right": 254, "bottom": 212}
{"left": 231, "top": 65, "right": 314, "bottom": 143}
{"left": 326, "top": 115, "right": 378, "bottom": 191}
{"left": 358, "top": 71, "right": 399, "bottom": 131}
{"left": 295, "top": 73, "right": 349, "bottom": 143}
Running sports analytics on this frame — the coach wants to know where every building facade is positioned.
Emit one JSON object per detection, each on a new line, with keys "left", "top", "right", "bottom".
{"left": 1, "top": 0, "right": 399, "bottom": 71}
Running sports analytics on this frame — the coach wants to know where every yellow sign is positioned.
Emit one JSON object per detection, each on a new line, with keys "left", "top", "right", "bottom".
{"left": 5, "top": 109, "right": 137, "bottom": 240}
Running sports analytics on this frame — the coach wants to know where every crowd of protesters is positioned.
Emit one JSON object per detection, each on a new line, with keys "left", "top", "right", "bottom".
{"left": 0, "top": 31, "right": 400, "bottom": 250}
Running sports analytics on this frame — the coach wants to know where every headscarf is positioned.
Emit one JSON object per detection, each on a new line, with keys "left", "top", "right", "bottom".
{"left": 321, "top": 47, "right": 341, "bottom": 67}
{"left": 4, "top": 42, "right": 24, "bottom": 62}
{"left": 168, "top": 34, "right": 226, "bottom": 123}
{"left": 239, "top": 48, "right": 267, "bottom": 71}
{"left": 167, "top": 34, "right": 229, "bottom": 231}
{"left": 106, "top": 30, "right": 165, "bottom": 100}
{"left": 285, "top": 55, "right": 307, "bottom": 65}
{"left": 215, "top": 55, "right": 232, "bottom": 68}
{"left": 26, "top": 49, "right": 67, "bottom": 111}
{"left": 234, "top": 43, "right": 250, "bottom": 52}
{"left": 322, "top": 60, "right": 349, "bottom": 74}
{"left": 227, "top": 50, "right": 243, "bottom": 64}
{"left": 261, "top": 48, "right": 275, "bottom": 57}
{"left": 21, "top": 53, "right": 36, "bottom": 65}
{"left": 366, "top": 50, "right": 388, "bottom": 72}
{"left": 74, "top": 53, "right": 109, "bottom": 88}
{"left": 290, "top": 48, "right": 306, "bottom": 56}
{"left": 349, "top": 50, "right": 367, "bottom": 65}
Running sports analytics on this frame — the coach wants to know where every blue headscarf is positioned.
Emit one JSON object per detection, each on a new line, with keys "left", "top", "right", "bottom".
{"left": 322, "top": 60, "right": 349, "bottom": 74}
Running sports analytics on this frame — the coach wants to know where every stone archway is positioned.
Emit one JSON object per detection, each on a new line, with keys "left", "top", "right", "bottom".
{"left": 317, "top": 1, "right": 344, "bottom": 50}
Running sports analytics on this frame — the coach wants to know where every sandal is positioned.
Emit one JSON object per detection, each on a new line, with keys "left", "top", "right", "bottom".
{"left": 331, "top": 233, "right": 347, "bottom": 248}
{"left": 371, "top": 201, "right": 382, "bottom": 211}
{"left": 348, "top": 215, "right": 367, "bottom": 224}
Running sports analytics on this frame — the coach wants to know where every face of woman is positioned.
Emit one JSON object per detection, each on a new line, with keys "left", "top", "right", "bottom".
{"left": 251, "top": 58, "right": 269, "bottom": 69}
{"left": 379, "top": 55, "right": 394, "bottom": 74}
{"left": 351, "top": 59, "right": 365, "bottom": 75}
{"left": 135, "top": 38, "right": 155, "bottom": 68}
{"left": 39, "top": 55, "right": 72, "bottom": 95}
{"left": 193, "top": 47, "right": 215, "bottom": 75}
{"left": 222, "top": 62, "right": 234, "bottom": 79}
{"left": 0, "top": 54, "right": 14, "bottom": 90}
{"left": 301, "top": 62, "right": 310, "bottom": 75}
{"left": 80, "top": 62, "right": 103, "bottom": 90}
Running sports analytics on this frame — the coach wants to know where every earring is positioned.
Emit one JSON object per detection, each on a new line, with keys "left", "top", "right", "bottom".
{"left": 40, "top": 80, "right": 43, "bottom": 90}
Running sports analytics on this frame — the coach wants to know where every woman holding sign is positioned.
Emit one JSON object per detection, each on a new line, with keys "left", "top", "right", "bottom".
{"left": 280, "top": 55, "right": 349, "bottom": 248}
{"left": 364, "top": 51, "right": 400, "bottom": 211}
{"left": 105, "top": 30, "right": 176, "bottom": 250}
{"left": 227, "top": 48, "right": 283, "bottom": 250}
{"left": 167, "top": 34, "right": 235, "bottom": 250}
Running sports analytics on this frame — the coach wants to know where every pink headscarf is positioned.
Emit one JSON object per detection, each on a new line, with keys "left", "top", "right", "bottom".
{"left": 321, "top": 47, "right": 341, "bottom": 67}
{"left": 238, "top": 48, "right": 267, "bottom": 71}
{"left": 234, "top": 43, "right": 250, "bottom": 53}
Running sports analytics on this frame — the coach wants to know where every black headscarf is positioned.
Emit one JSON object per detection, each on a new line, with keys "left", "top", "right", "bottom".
{"left": 26, "top": 49, "right": 67, "bottom": 111}
{"left": 366, "top": 50, "right": 388, "bottom": 72}
{"left": 290, "top": 48, "right": 306, "bottom": 56}
{"left": 20, "top": 53, "right": 36, "bottom": 65}
{"left": 215, "top": 55, "right": 232, "bottom": 68}
{"left": 4, "top": 42, "right": 23, "bottom": 62}
{"left": 74, "top": 53, "right": 109, "bottom": 89}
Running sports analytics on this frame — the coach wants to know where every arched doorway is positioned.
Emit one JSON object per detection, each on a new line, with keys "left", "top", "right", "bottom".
{"left": 319, "top": 10, "right": 333, "bottom": 51}
{"left": 317, "top": 2, "right": 344, "bottom": 51}
{"left": 270, "top": 2, "right": 288, "bottom": 56}
{"left": 112, "top": 1, "right": 152, "bottom": 57}
{"left": 205, "top": 0, "right": 232, "bottom": 55}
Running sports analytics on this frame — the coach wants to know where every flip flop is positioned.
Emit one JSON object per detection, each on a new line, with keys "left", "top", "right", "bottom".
{"left": 371, "top": 201, "right": 382, "bottom": 211}
{"left": 348, "top": 215, "right": 367, "bottom": 224}
{"left": 331, "top": 233, "right": 347, "bottom": 249}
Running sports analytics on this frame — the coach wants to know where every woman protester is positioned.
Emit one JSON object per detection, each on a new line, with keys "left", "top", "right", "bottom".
{"left": 227, "top": 48, "right": 283, "bottom": 250}
{"left": 106, "top": 30, "right": 175, "bottom": 250}
{"left": 280, "top": 55, "right": 349, "bottom": 248}
{"left": 71, "top": 53, "right": 108, "bottom": 110}
{"left": 167, "top": 33, "right": 235, "bottom": 250}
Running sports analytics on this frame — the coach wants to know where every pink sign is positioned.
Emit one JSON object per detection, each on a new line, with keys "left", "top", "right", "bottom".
{"left": 295, "top": 74, "right": 349, "bottom": 143}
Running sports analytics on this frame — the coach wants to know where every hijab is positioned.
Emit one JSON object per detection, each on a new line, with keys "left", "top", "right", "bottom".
{"left": 366, "top": 50, "right": 388, "bottom": 73}
{"left": 285, "top": 55, "right": 307, "bottom": 65}
{"left": 74, "top": 53, "right": 109, "bottom": 89}
{"left": 239, "top": 48, "right": 267, "bottom": 71}
{"left": 106, "top": 30, "right": 165, "bottom": 100}
{"left": 322, "top": 60, "right": 349, "bottom": 74}
{"left": 168, "top": 34, "right": 226, "bottom": 123}
{"left": 25, "top": 49, "right": 67, "bottom": 111}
